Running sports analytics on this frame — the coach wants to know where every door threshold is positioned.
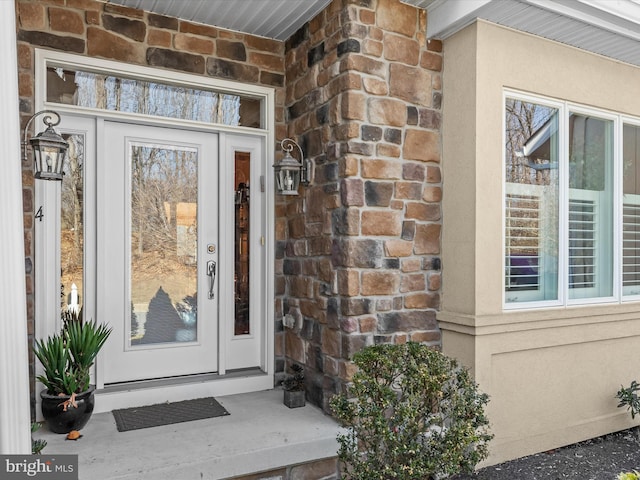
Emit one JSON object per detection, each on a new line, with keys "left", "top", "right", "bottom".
{"left": 93, "top": 369, "right": 273, "bottom": 414}
{"left": 100, "top": 367, "right": 264, "bottom": 393}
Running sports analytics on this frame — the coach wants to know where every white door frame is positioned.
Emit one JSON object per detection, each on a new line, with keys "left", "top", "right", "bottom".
{"left": 34, "top": 49, "right": 276, "bottom": 414}
{"left": 219, "top": 133, "right": 267, "bottom": 372}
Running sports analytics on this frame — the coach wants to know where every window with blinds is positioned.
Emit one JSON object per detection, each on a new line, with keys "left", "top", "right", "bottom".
{"left": 504, "top": 93, "right": 621, "bottom": 307}
{"left": 624, "top": 123, "right": 640, "bottom": 297}
{"left": 505, "top": 193, "right": 540, "bottom": 291}
{"left": 504, "top": 97, "right": 559, "bottom": 304}
{"left": 623, "top": 201, "right": 640, "bottom": 293}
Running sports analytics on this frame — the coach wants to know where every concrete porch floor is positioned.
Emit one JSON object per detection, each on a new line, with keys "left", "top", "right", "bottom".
{"left": 34, "top": 389, "right": 341, "bottom": 480}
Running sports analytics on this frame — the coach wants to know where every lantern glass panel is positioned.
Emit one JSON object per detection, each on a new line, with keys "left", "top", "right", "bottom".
{"left": 33, "top": 144, "right": 66, "bottom": 180}
{"left": 275, "top": 167, "right": 300, "bottom": 195}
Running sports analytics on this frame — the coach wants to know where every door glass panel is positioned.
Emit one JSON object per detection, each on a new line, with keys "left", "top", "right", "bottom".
{"left": 130, "top": 142, "right": 199, "bottom": 346}
{"left": 235, "top": 152, "right": 250, "bottom": 335}
{"left": 61, "top": 133, "right": 84, "bottom": 316}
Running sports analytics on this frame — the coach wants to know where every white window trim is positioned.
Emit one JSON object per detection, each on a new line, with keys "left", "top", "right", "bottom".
{"left": 503, "top": 90, "right": 564, "bottom": 309}
{"left": 565, "top": 104, "right": 619, "bottom": 306}
{"left": 35, "top": 49, "right": 273, "bottom": 134}
{"left": 503, "top": 89, "right": 636, "bottom": 310}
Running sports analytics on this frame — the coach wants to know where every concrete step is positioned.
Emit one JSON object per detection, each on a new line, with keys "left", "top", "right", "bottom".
{"left": 34, "top": 389, "right": 341, "bottom": 480}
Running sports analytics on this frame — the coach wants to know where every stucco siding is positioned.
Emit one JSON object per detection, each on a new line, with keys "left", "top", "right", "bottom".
{"left": 440, "top": 19, "right": 640, "bottom": 465}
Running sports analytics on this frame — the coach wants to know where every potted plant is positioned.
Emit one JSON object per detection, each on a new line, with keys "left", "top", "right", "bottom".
{"left": 283, "top": 363, "right": 306, "bottom": 408}
{"left": 34, "top": 311, "right": 111, "bottom": 433}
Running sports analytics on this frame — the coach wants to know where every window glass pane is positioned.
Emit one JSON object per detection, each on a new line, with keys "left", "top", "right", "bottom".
{"left": 505, "top": 98, "right": 559, "bottom": 303}
{"left": 623, "top": 123, "right": 640, "bottom": 296}
{"left": 46, "top": 67, "right": 263, "bottom": 128}
{"left": 235, "top": 152, "right": 250, "bottom": 335}
{"left": 61, "top": 133, "right": 84, "bottom": 316}
{"left": 568, "top": 113, "right": 613, "bottom": 299}
{"left": 130, "top": 143, "right": 199, "bottom": 346}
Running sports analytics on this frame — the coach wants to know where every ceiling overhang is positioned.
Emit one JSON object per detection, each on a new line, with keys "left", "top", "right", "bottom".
{"left": 106, "top": 0, "right": 640, "bottom": 68}
{"left": 402, "top": 0, "right": 640, "bottom": 68}
{"left": 104, "top": 0, "right": 331, "bottom": 41}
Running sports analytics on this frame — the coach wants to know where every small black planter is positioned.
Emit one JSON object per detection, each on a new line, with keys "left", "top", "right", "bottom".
{"left": 40, "top": 386, "right": 95, "bottom": 434}
{"left": 283, "top": 389, "right": 306, "bottom": 408}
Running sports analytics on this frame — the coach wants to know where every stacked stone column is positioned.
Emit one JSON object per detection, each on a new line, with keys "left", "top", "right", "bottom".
{"left": 281, "top": 0, "right": 443, "bottom": 410}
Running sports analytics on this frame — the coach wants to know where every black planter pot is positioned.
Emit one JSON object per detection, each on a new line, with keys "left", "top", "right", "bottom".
{"left": 283, "top": 389, "right": 306, "bottom": 408}
{"left": 40, "top": 386, "right": 96, "bottom": 434}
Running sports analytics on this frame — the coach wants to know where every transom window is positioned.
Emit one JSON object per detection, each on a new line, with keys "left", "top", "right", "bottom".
{"left": 46, "top": 66, "right": 263, "bottom": 129}
{"left": 504, "top": 91, "right": 640, "bottom": 307}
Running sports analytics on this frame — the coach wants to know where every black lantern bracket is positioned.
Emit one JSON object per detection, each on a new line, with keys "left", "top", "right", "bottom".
{"left": 22, "top": 109, "right": 69, "bottom": 181}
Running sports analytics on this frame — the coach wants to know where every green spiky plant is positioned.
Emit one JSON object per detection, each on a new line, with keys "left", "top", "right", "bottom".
{"left": 31, "top": 423, "right": 46, "bottom": 454}
{"left": 331, "top": 342, "right": 493, "bottom": 480}
{"left": 34, "top": 311, "right": 111, "bottom": 396}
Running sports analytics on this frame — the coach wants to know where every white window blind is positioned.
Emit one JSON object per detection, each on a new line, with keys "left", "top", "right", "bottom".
{"left": 568, "top": 198, "right": 596, "bottom": 290}
{"left": 505, "top": 193, "right": 540, "bottom": 291}
{"left": 623, "top": 199, "right": 640, "bottom": 293}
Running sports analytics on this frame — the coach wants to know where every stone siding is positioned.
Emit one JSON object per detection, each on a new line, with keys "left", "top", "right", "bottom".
{"left": 280, "top": 0, "right": 443, "bottom": 411}
{"left": 16, "top": 0, "right": 444, "bottom": 418}
{"left": 227, "top": 457, "right": 339, "bottom": 480}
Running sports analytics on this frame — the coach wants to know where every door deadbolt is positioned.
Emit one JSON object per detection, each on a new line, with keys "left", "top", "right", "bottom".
{"left": 207, "top": 244, "right": 216, "bottom": 254}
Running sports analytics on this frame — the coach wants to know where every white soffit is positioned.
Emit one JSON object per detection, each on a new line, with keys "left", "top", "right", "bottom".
{"left": 403, "top": 0, "right": 640, "bottom": 68}
{"left": 104, "top": 0, "right": 331, "bottom": 41}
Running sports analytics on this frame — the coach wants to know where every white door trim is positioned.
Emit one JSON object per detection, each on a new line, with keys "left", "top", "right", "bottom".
{"left": 33, "top": 49, "right": 276, "bottom": 413}
{"left": 220, "top": 133, "right": 267, "bottom": 372}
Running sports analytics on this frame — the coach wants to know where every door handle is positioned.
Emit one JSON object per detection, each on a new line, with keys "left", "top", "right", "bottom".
{"left": 207, "top": 260, "right": 217, "bottom": 299}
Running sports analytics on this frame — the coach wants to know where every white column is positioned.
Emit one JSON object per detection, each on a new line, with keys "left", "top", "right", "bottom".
{"left": 0, "top": 1, "right": 33, "bottom": 454}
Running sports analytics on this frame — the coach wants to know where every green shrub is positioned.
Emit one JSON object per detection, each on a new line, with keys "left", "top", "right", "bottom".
{"left": 330, "top": 342, "right": 493, "bottom": 480}
{"left": 616, "top": 381, "right": 640, "bottom": 419}
{"left": 618, "top": 472, "right": 640, "bottom": 480}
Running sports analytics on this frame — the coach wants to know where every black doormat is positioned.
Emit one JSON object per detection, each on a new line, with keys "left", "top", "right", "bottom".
{"left": 112, "top": 397, "right": 229, "bottom": 432}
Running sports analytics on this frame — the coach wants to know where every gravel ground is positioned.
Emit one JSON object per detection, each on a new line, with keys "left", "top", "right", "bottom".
{"left": 452, "top": 427, "right": 640, "bottom": 480}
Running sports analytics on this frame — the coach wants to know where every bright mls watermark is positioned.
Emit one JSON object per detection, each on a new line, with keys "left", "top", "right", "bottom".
{"left": 1, "top": 455, "right": 77, "bottom": 479}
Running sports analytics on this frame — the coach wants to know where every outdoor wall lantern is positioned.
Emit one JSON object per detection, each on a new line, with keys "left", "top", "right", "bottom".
{"left": 23, "top": 110, "right": 69, "bottom": 181}
{"left": 273, "top": 138, "right": 312, "bottom": 195}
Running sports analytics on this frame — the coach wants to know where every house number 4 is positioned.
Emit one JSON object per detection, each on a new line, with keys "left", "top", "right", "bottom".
{"left": 35, "top": 206, "right": 44, "bottom": 222}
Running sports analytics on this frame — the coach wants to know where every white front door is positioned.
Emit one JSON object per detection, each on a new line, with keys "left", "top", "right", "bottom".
{"left": 35, "top": 50, "right": 276, "bottom": 409}
{"left": 101, "top": 122, "right": 219, "bottom": 383}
